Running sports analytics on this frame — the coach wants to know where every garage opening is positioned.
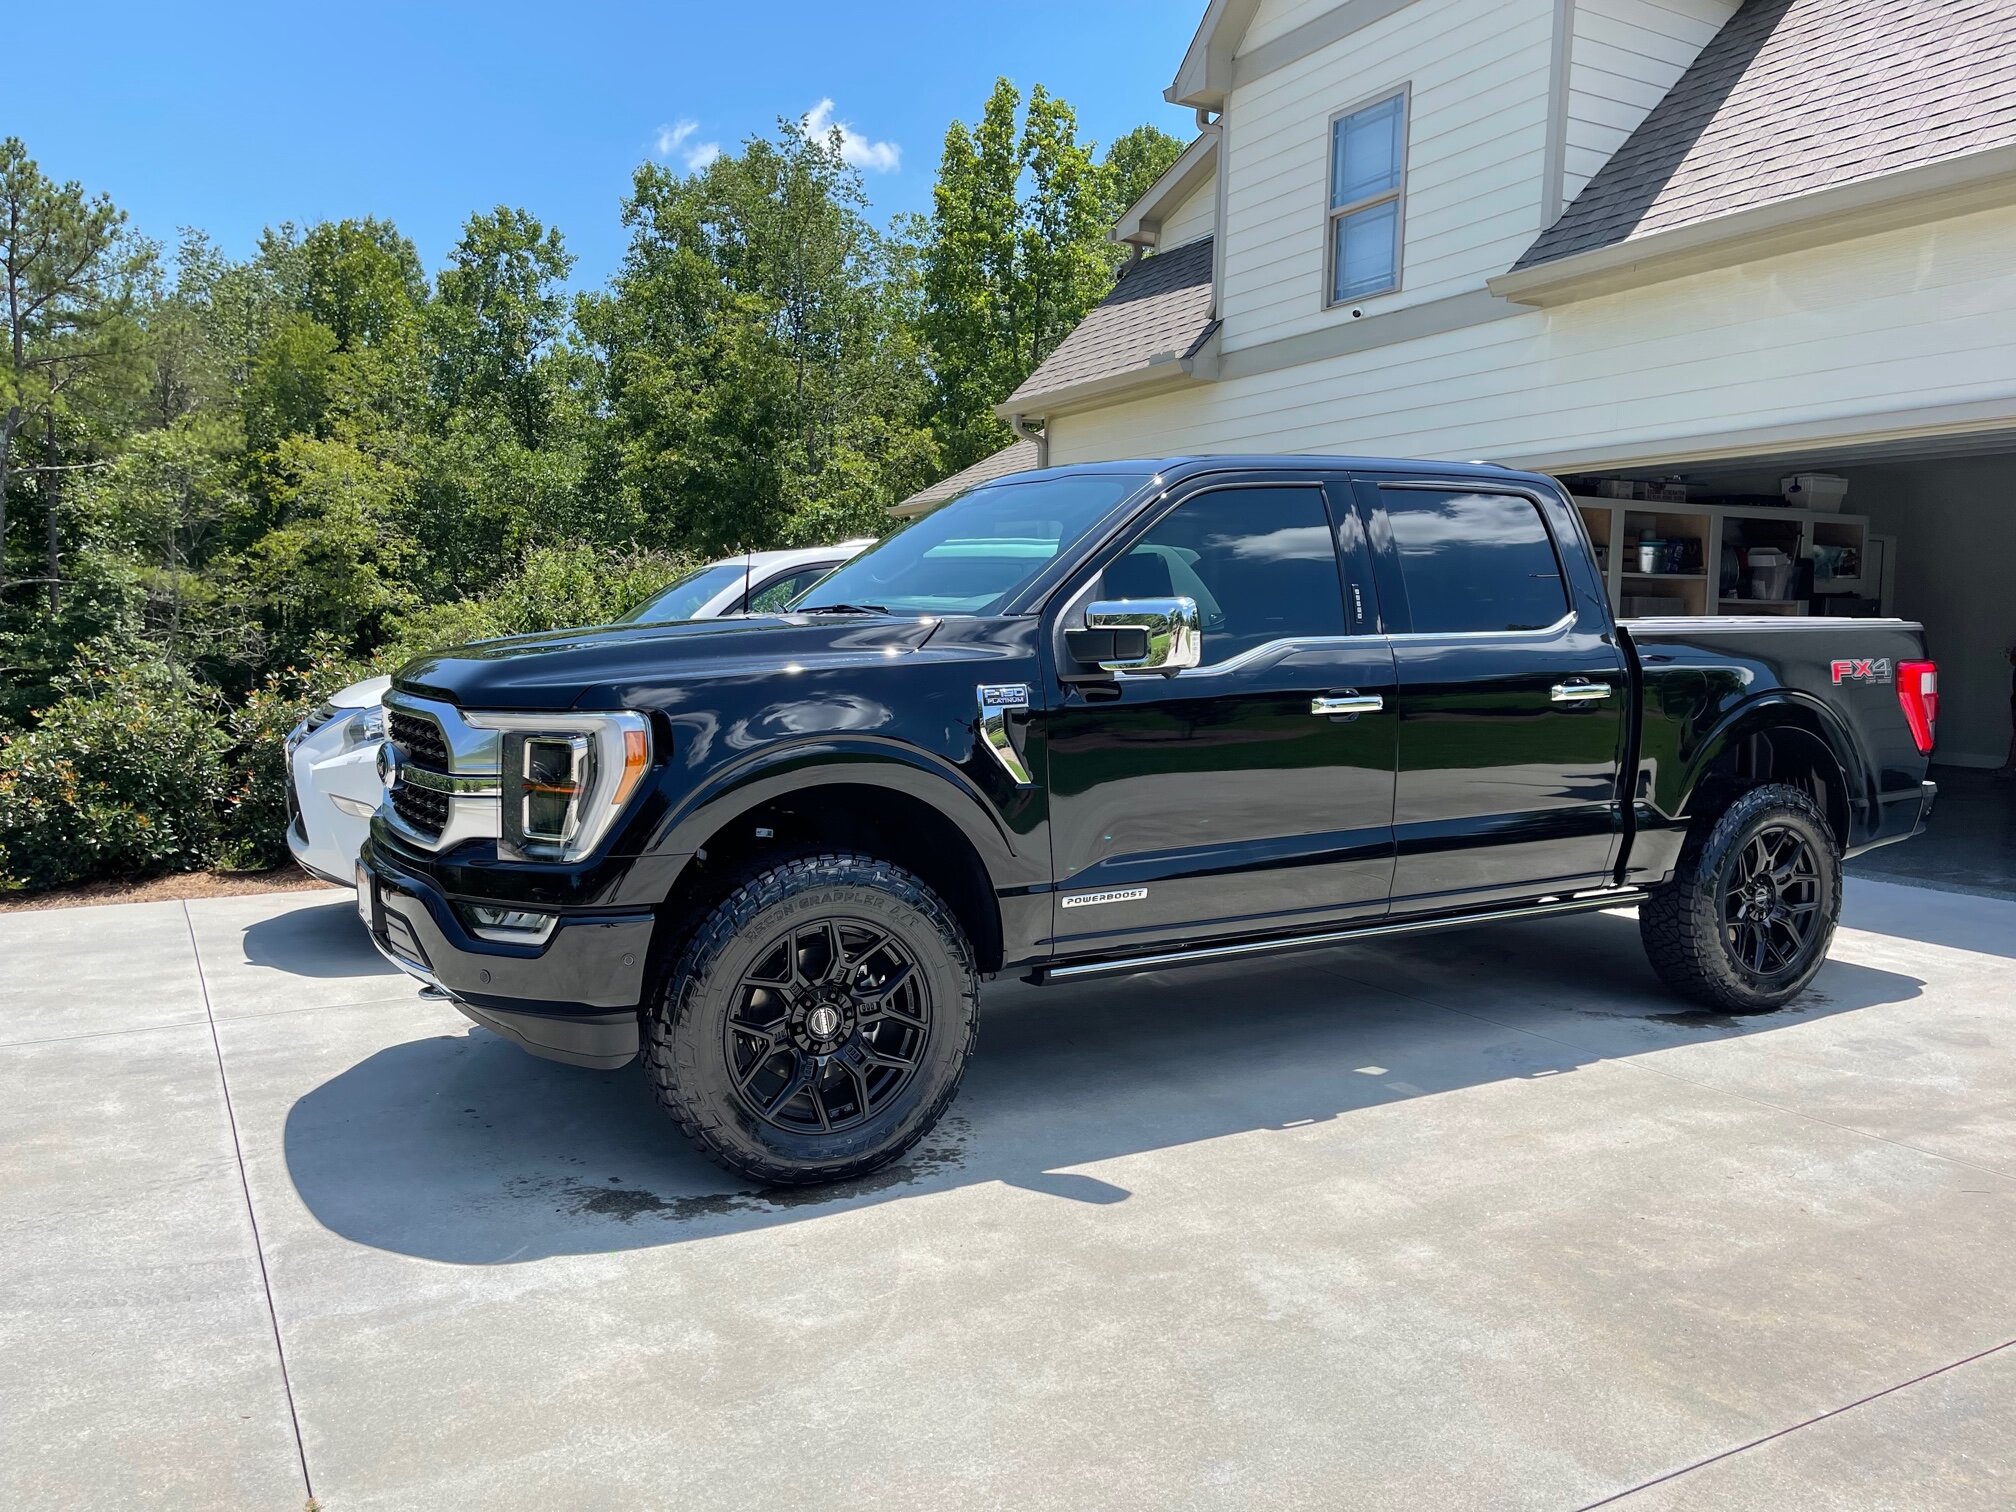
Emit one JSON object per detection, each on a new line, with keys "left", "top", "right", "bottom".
{"left": 1562, "top": 433, "right": 2016, "bottom": 901}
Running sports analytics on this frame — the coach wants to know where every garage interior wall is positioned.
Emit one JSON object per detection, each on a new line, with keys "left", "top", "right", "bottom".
{"left": 1854, "top": 454, "right": 2016, "bottom": 769}
{"left": 1688, "top": 455, "right": 2015, "bottom": 768}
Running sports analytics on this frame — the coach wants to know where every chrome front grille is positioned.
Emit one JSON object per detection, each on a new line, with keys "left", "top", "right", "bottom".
{"left": 381, "top": 690, "right": 503, "bottom": 853}
{"left": 391, "top": 782, "right": 451, "bottom": 838}
{"left": 388, "top": 709, "right": 450, "bottom": 769}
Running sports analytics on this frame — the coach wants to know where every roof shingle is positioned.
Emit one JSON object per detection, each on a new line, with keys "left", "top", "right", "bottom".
{"left": 1515, "top": 0, "right": 2016, "bottom": 272}
{"left": 889, "top": 438, "right": 1040, "bottom": 518}
{"left": 1002, "top": 237, "right": 1216, "bottom": 409}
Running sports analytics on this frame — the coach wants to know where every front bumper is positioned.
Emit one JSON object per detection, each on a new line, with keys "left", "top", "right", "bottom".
{"left": 286, "top": 717, "right": 382, "bottom": 886}
{"left": 359, "top": 842, "right": 651, "bottom": 1069}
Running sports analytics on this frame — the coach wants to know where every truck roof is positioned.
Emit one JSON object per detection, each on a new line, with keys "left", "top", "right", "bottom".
{"left": 1005, "top": 455, "right": 1546, "bottom": 488}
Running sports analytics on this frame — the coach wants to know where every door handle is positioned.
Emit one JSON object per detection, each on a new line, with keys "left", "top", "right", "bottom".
{"left": 1551, "top": 680, "right": 1612, "bottom": 702}
{"left": 1312, "top": 693, "right": 1384, "bottom": 717}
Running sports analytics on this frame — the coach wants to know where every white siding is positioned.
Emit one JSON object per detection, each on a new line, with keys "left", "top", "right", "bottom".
{"left": 1158, "top": 167, "right": 1218, "bottom": 250}
{"left": 1218, "top": 0, "right": 1555, "bottom": 355}
{"left": 1048, "top": 203, "right": 2016, "bottom": 480}
{"left": 1241, "top": 0, "right": 1343, "bottom": 52}
{"left": 1562, "top": 0, "right": 1738, "bottom": 206}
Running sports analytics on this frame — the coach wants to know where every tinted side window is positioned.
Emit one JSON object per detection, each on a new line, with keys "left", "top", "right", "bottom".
{"left": 1104, "top": 486, "right": 1346, "bottom": 665}
{"left": 1381, "top": 489, "right": 1568, "bottom": 634}
{"left": 748, "top": 564, "right": 833, "bottom": 612}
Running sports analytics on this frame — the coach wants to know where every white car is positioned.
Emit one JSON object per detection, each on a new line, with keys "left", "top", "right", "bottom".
{"left": 284, "top": 541, "right": 872, "bottom": 886}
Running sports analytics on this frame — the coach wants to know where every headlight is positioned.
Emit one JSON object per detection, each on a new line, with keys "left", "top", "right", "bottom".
{"left": 345, "top": 707, "right": 386, "bottom": 746}
{"left": 464, "top": 710, "right": 652, "bottom": 862}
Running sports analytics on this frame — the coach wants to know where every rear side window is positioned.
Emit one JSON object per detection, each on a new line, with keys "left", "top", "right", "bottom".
{"left": 1104, "top": 485, "right": 1346, "bottom": 665}
{"left": 1380, "top": 489, "right": 1568, "bottom": 634}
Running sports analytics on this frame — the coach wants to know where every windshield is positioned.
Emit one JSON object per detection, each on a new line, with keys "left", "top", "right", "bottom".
{"left": 796, "top": 472, "right": 1151, "bottom": 617}
{"left": 620, "top": 562, "right": 751, "bottom": 623}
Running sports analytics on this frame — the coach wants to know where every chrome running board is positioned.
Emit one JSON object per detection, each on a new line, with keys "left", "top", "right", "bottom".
{"left": 1031, "top": 889, "right": 1648, "bottom": 984}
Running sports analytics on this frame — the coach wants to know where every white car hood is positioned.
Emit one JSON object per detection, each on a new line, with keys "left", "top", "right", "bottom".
{"left": 329, "top": 674, "right": 393, "bottom": 710}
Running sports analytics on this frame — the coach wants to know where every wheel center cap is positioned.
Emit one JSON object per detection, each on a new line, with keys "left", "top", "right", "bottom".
{"left": 806, "top": 1005, "right": 843, "bottom": 1039}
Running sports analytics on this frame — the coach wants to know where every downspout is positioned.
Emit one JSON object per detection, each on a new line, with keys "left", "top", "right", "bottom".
{"left": 1197, "top": 105, "right": 1225, "bottom": 319}
{"left": 1008, "top": 411, "right": 1049, "bottom": 470}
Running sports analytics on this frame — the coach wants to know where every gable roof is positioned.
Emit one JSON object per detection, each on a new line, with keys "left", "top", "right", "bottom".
{"left": 1112, "top": 132, "right": 1217, "bottom": 248}
{"left": 1167, "top": 0, "right": 1263, "bottom": 110}
{"left": 999, "top": 237, "right": 1218, "bottom": 418}
{"left": 889, "top": 438, "right": 1040, "bottom": 519}
{"left": 1514, "top": 0, "right": 2016, "bottom": 274}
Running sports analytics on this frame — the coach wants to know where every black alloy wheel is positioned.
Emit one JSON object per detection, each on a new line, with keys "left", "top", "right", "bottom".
{"left": 645, "top": 852, "right": 980, "bottom": 1186}
{"left": 1720, "top": 823, "right": 1824, "bottom": 980}
{"left": 725, "top": 918, "right": 932, "bottom": 1135}
{"left": 1640, "top": 782, "right": 1842, "bottom": 1012}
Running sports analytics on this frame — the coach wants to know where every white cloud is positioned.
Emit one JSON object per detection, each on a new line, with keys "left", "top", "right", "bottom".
{"left": 654, "top": 118, "right": 721, "bottom": 173}
{"left": 801, "top": 98, "right": 901, "bottom": 173}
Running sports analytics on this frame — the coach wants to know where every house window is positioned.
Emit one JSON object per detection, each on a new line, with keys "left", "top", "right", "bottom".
{"left": 1327, "top": 89, "right": 1406, "bottom": 305}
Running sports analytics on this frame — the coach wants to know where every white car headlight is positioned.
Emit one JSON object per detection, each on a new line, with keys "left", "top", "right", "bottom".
{"left": 463, "top": 711, "right": 652, "bottom": 862}
{"left": 345, "top": 707, "right": 386, "bottom": 746}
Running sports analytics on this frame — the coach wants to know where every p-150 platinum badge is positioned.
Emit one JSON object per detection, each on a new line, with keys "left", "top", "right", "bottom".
{"left": 1061, "top": 887, "right": 1149, "bottom": 909}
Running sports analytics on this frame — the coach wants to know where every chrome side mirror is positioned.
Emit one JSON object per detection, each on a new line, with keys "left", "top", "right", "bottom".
{"left": 1068, "top": 596, "right": 1201, "bottom": 675}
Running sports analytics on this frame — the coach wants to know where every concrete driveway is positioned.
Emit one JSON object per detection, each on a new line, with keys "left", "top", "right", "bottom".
{"left": 3, "top": 878, "right": 2013, "bottom": 1511}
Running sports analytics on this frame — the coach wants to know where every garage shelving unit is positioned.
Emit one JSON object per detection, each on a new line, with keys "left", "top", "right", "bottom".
{"left": 1571, "top": 496, "right": 1873, "bottom": 619}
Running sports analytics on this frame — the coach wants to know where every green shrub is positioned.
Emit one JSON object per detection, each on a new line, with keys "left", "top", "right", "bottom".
{"left": 380, "top": 543, "right": 691, "bottom": 664}
{"left": 0, "top": 649, "right": 230, "bottom": 892}
{"left": 218, "top": 645, "right": 372, "bottom": 871}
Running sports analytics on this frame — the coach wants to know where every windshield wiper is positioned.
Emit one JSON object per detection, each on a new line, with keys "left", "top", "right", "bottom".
{"left": 797, "top": 603, "right": 891, "bottom": 616}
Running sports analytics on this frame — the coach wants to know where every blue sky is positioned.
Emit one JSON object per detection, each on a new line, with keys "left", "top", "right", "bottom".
{"left": 14, "top": 1, "right": 1204, "bottom": 289}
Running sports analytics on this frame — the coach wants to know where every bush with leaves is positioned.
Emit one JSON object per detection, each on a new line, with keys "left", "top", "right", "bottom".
{"left": 218, "top": 642, "right": 373, "bottom": 871}
{"left": 381, "top": 542, "right": 693, "bottom": 664}
{"left": 0, "top": 646, "right": 229, "bottom": 891}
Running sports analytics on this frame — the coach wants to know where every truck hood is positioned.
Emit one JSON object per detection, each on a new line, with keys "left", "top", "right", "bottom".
{"left": 394, "top": 614, "right": 943, "bottom": 713}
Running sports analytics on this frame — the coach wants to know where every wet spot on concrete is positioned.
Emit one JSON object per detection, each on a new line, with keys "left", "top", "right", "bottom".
{"left": 509, "top": 1118, "right": 971, "bottom": 1224}
{"left": 1647, "top": 999, "right": 1810, "bottom": 1030}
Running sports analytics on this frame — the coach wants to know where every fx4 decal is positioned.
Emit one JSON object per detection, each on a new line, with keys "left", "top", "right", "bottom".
{"left": 1831, "top": 657, "right": 1893, "bottom": 685}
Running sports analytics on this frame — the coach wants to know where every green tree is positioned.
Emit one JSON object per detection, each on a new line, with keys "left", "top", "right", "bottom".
{"left": 431, "top": 207, "right": 575, "bottom": 447}
{"left": 242, "top": 312, "right": 341, "bottom": 455}
{"left": 1018, "top": 87, "right": 1110, "bottom": 379}
{"left": 918, "top": 85, "right": 1178, "bottom": 473}
{"left": 79, "top": 414, "right": 250, "bottom": 668}
{"left": 1098, "top": 124, "right": 1188, "bottom": 239}
{"left": 292, "top": 217, "right": 426, "bottom": 352}
{"left": 236, "top": 434, "right": 414, "bottom": 664}
{"left": 581, "top": 120, "right": 933, "bottom": 555}
{"left": 0, "top": 137, "right": 153, "bottom": 608}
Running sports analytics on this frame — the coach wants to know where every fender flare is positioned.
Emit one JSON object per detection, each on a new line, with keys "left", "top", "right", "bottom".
{"left": 639, "top": 736, "right": 1027, "bottom": 891}
{"left": 1673, "top": 689, "right": 1872, "bottom": 838}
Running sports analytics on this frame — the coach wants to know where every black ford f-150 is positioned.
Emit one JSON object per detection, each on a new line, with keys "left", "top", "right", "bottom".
{"left": 358, "top": 456, "right": 1939, "bottom": 1184}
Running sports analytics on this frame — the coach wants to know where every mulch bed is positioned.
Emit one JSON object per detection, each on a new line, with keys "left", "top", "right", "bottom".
{"left": 0, "top": 867, "right": 339, "bottom": 913}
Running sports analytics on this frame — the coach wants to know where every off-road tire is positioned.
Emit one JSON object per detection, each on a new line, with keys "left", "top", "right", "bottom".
{"left": 1639, "top": 782, "right": 1842, "bottom": 1012}
{"left": 644, "top": 852, "right": 980, "bottom": 1186}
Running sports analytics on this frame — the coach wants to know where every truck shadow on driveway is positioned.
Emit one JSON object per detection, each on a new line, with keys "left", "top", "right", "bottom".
{"left": 241, "top": 899, "right": 391, "bottom": 979}
{"left": 281, "top": 910, "right": 1924, "bottom": 1265}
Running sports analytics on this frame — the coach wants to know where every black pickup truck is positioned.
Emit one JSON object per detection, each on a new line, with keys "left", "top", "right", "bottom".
{"left": 359, "top": 456, "right": 1938, "bottom": 1184}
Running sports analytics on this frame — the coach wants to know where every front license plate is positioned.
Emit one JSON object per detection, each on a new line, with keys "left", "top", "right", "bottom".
{"left": 355, "top": 865, "right": 374, "bottom": 926}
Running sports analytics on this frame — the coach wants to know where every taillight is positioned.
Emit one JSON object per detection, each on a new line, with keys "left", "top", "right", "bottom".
{"left": 1897, "top": 659, "right": 1937, "bottom": 755}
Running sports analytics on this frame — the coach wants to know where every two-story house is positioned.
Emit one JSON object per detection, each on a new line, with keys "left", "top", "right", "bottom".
{"left": 902, "top": 0, "right": 2016, "bottom": 781}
